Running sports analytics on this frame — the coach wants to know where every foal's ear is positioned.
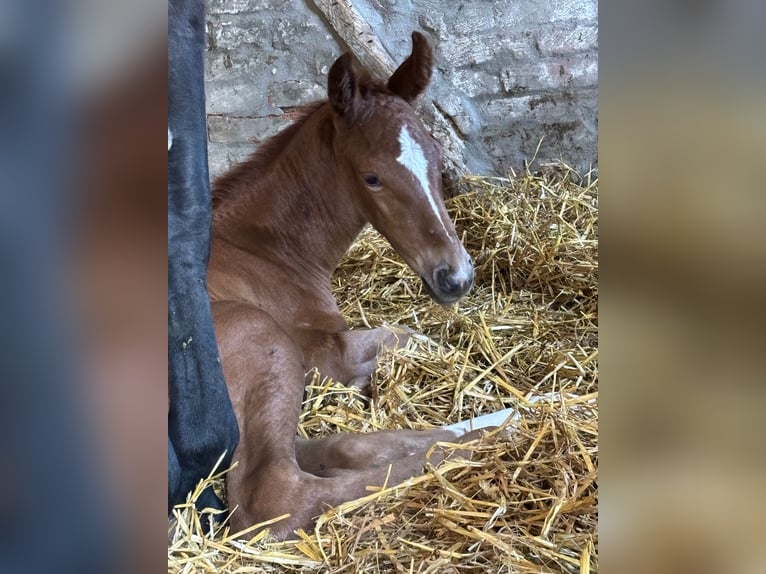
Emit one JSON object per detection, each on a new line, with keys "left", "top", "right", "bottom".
{"left": 328, "top": 52, "right": 362, "bottom": 121}
{"left": 387, "top": 31, "right": 433, "bottom": 104}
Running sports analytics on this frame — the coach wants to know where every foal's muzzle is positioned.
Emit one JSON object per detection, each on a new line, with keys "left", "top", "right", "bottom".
{"left": 422, "top": 259, "right": 474, "bottom": 304}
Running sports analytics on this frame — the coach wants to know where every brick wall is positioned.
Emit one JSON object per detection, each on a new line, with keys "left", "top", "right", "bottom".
{"left": 205, "top": 0, "right": 598, "bottom": 179}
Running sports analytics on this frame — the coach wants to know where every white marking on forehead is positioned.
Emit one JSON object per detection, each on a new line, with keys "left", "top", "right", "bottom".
{"left": 396, "top": 125, "right": 449, "bottom": 236}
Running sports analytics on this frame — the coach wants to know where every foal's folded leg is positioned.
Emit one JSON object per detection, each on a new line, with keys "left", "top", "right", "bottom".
{"left": 295, "top": 428, "right": 458, "bottom": 475}
{"left": 212, "top": 302, "right": 390, "bottom": 538}
{"left": 212, "top": 302, "right": 310, "bottom": 534}
{"left": 234, "top": 445, "right": 468, "bottom": 540}
{"left": 302, "top": 325, "right": 414, "bottom": 392}
{"left": 294, "top": 422, "right": 504, "bottom": 479}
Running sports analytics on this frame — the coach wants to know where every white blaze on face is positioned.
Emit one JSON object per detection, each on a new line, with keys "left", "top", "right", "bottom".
{"left": 396, "top": 125, "right": 449, "bottom": 236}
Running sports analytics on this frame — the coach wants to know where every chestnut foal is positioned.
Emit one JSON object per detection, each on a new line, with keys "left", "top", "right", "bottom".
{"left": 208, "top": 33, "right": 488, "bottom": 539}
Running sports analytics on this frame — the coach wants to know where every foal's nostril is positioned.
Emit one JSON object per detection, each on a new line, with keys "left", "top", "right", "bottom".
{"left": 435, "top": 265, "right": 462, "bottom": 295}
{"left": 428, "top": 259, "right": 473, "bottom": 303}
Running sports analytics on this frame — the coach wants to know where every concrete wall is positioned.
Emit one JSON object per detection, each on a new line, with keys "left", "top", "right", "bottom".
{"left": 205, "top": 0, "right": 598, "bottom": 180}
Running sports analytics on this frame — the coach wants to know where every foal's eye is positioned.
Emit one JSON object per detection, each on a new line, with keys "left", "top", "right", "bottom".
{"left": 362, "top": 174, "right": 383, "bottom": 191}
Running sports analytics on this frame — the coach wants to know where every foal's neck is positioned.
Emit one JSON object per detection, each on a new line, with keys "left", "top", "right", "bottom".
{"left": 213, "top": 104, "right": 366, "bottom": 281}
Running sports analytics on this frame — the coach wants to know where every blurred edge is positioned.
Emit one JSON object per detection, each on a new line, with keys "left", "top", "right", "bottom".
{"left": 601, "top": 1, "right": 766, "bottom": 573}
{"left": 0, "top": 1, "right": 166, "bottom": 573}
{"left": 3, "top": 0, "right": 766, "bottom": 572}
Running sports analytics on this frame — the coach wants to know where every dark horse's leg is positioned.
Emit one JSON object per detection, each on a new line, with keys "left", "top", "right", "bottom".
{"left": 168, "top": 0, "right": 239, "bottom": 516}
{"left": 213, "top": 301, "right": 480, "bottom": 540}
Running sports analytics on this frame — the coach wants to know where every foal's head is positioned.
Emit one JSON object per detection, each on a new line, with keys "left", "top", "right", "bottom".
{"left": 327, "top": 32, "right": 474, "bottom": 305}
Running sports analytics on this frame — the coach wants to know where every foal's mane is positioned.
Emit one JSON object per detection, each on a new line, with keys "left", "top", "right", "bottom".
{"left": 211, "top": 72, "right": 393, "bottom": 211}
{"left": 211, "top": 101, "right": 325, "bottom": 209}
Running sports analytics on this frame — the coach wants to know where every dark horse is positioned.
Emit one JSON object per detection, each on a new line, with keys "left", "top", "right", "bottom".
{"left": 209, "top": 32, "right": 505, "bottom": 539}
{"left": 168, "top": 0, "right": 239, "bottom": 515}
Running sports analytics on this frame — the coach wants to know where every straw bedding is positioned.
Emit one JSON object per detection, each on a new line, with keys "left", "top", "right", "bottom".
{"left": 169, "top": 166, "right": 598, "bottom": 573}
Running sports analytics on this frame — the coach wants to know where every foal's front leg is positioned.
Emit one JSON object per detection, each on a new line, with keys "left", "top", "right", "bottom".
{"left": 302, "top": 325, "right": 413, "bottom": 391}
{"left": 340, "top": 326, "right": 413, "bottom": 389}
